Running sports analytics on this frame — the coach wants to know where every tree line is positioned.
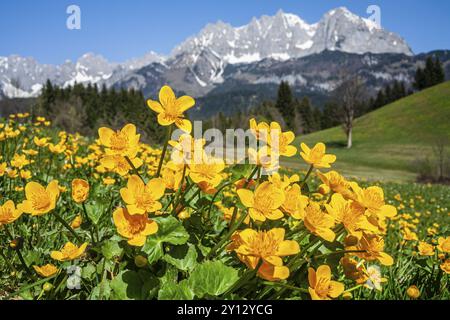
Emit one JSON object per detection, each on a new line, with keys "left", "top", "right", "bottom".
{"left": 34, "top": 80, "right": 165, "bottom": 143}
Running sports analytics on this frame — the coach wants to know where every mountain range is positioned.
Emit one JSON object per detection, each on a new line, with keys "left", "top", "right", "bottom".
{"left": 1, "top": 6, "right": 448, "bottom": 118}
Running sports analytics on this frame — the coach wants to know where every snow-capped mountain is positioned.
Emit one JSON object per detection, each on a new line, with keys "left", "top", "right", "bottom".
{"left": 0, "top": 52, "right": 165, "bottom": 98}
{"left": 0, "top": 7, "right": 413, "bottom": 99}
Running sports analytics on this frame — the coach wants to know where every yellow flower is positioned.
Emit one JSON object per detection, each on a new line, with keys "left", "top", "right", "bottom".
{"left": 237, "top": 181, "right": 285, "bottom": 222}
{"left": 169, "top": 133, "right": 205, "bottom": 165}
{"left": 221, "top": 206, "right": 250, "bottom": 225}
{"left": 417, "top": 242, "right": 435, "bottom": 256}
{"left": 19, "top": 170, "right": 32, "bottom": 180}
{"left": 103, "top": 177, "right": 116, "bottom": 185}
{"left": 440, "top": 259, "right": 450, "bottom": 274}
{"left": 228, "top": 228, "right": 299, "bottom": 281}
{"left": 300, "top": 143, "right": 336, "bottom": 169}
{"left": 308, "top": 265, "right": 345, "bottom": 300}
{"left": 350, "top": 184, "right": 397, "bottom": 218}
{"left": 406, "top": 285, "right": 420, "bottom": 299}
{"left": 11, "top": 154, "right": 30, "bottom": 169}
{"left": 341, "top": 257, "right": 368, "bottom": 284}
{"left": 161, "top": 161, "right": 185, "bottom": 191}
{"left": 33, "top": 137, "right": 49, "bottom": 147}
{"left": 325, "top": 194, "right": 377, "bottom": 239}
{"left": 51, "top": 242, "right": 88, "bottom": 261}
{"left": 120, "top": 175, "right": 165, "bottom": 215}
{"left": 0, "top": 162, "right": 7, "bottom": 176}
{"left": 48, "top": 143, "right": 66, "bottom": 154}
{"left": 71, "top": 179, "right": 89, "bottom": 203}
{"left": 33, "top": 264, "right": 58, "bottom": 278}
{"left": 437, "top": 236, "right": 450, "bottom": 253}
{"left": 281, "top": 184, "right": 309, "bottom": 220}
{"left": 266, "top": 122, "right": 297, "bottom": 157}
{"left": 188, "top": 156, "right": 225, "bottom": 188}
{"left": 101, "top": 154, "right": 143, "bottom": 176}
{"left": 0, "top": 200, "right": 23, "bottom": 226}
{"left": 113, "top": 207, "right": 158, "bottom": 246}
{"left": 98, "top": 124, "right": 140, "bottom": 158}
{"left": 18, "top": 180, "right": 60, "bottom": 216}
{"left": 147, "top": 85, "right": 195, "bottom": 133}
{"left": 316, "top": 170, "right": 352, "bottom": 198}
{"left": 249, "top": 118, "right": 269, "bottom": 141}
{"left": 348, "top": 233, "right": 394, "bottom": 266}
{"left": 70, "top": 215, "right": 83, "bottom": 229}
{"left": 304, "top": 202, "right": 336, "bottom": 242}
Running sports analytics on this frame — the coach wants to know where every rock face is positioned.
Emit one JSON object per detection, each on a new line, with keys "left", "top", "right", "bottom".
{"left": 0, "top": 6, "right": 416, "bottom": 100}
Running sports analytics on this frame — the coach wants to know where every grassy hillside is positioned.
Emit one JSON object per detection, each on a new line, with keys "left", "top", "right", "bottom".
{"left": 283, "top": 81, "right": 450, "bottom": 182}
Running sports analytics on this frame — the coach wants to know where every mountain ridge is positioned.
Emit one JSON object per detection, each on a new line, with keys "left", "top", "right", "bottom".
{"left": 0, "top": 7, "right": 414, "bottom": 99}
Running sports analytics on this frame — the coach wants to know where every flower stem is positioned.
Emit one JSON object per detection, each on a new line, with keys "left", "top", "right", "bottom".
{"left": 300, "top": 165, "right": 314, "bottom": 188}
{"left": 156, "top": 125, "right": 173, "bottom": 177}
{"left": 53, "top": 212, "right": 82, "bottom": 242}
{"left": 124, "top": 156, "right": 144, "bottom": 182}
{"left": 205, "top": 208, "right": 249, "bottom": 261}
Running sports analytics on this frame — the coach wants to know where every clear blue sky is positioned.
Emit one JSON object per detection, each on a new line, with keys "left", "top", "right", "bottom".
{"left": 1, "top": 0, "right": 449, "bottom": 64}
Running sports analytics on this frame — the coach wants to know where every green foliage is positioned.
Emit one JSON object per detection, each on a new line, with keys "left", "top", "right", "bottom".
{"left": 142, "top": 216, "right": 190, "bottom": 264}
{"left": 188, "top": 261, "right": 240, "bottom": 298}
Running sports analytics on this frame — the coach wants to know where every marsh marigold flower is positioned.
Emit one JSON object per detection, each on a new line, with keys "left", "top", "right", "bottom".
{"left": 51, "top": 242, "right": 88, "bottom": 261}
{"left": 71, "top": 179, "right": 89, "bottom": 203}
{"left": 281, "top": 184, "right": 309, "bottom": 220}
{"left": 18, "top": 180, "right": 60, "bottom": 216}
{"left": 437, "top": 236, "right": 450, "bottom": 253}
{"left": 440, "top": 259, "right": 450, "bottom": 274}
{"left": 237, "top": 181, "right": 285, "bottom": 222}
{"left": 98, "top": 123, "right": 140, "bottom": 158}
{"left": 406, "top": 285, "right": 421, "bottom": 299}
{"left": 300, "top": 143, "right": 336, "bottom": 169}
{"left": 348, "top": 233, "right": 394, "bottom": 266}
{"left": 308, "top": 265, "right": 345, "bottom": 300}
{"left": 147, "top": 85, "right": 195, "bottom": 133}
{"left": 33, "top": 264, "right": 58, "bottom": 278}
{"left": 70, "top": 215, "right": 82, "bottom": 229}
{"left": 417, "top": 241, "right": 435, "bottom": 256}
{"left": 113, "top": 207, "right": 158, "bottom": 246}
{"left": 228, "top": 228, "right": 299, "bottom": 281}
{"left": 120, "top": 175, "right": 165, "bottom": 215}
{"left": 325, "top": 194, "right": 377, "bottom": 239}
{"left": 189, "top": 156, "right": 225, "bottom": 188}
{"left": 266, "top": 122, "right": 297, "bottom": 157}
{"left": 0, "top": 200, "right": 23, "bottom": 226}
{"left": 304, "top": 202, "right": 336, "bottom": 242}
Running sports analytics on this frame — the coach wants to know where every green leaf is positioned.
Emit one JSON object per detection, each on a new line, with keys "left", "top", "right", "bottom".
{"left": 82, "top": 264, "right": 96, "bottom": 280}
{"left": 101, "top": 240, "right": 123, "bottom": 260}
{"left": 142, "top": 216, "right": 189, "bottom": 265}
{"left": 90, "top": 280, "right": 111, "bottom": 300}
{"left": 158, "top": 279, "right": 194, "bottom": 300}
{"left": 110, "top": 271, "right": 142, "bottom": 300}
{"left": 188, "top": 261, "right": 239, "bottom": 298}
{"left": 85, "top": 201, "right": 104, "bottom": 225}
{"left": 163, "top": 244, "right": 198, "bottom": 272}
{"left": 138, "top": 269, "right": 160, "bottom": 299}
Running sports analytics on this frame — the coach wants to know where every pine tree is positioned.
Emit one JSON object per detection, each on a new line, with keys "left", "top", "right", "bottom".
{"left": 275, "top": 81, "right": 296, "bottom": 130}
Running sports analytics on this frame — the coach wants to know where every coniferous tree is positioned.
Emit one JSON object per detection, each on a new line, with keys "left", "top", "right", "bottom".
{"left": 275, "top": 81, "right": 296, "bottom": 130}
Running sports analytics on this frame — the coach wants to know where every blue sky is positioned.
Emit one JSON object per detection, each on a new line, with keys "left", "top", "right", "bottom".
{"left": 1, "top": 0, "right": 449, "bottom": 64}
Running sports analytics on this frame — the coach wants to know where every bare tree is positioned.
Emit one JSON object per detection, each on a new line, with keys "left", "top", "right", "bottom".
{"left": 334, "top": 75, "right": 367, "bottom": 149}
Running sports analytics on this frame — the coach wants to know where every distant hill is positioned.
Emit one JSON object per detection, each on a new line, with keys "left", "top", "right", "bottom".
{"left": 284, "top": 81, "right": 450, "bottom": 182}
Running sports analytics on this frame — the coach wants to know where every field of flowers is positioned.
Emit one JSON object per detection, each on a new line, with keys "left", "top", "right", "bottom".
{"left": 0, "top": 85, "right": 448, "bottom": 300}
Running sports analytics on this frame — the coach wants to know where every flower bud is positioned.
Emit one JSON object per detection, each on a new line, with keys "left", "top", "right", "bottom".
{"left": 406, "top": 285, "right": 420, "bottom": 299}
{"left": 43, "top": 283, "right": 53, "bottom": 292}
{"left": 135, "top": 255, "right": 148, "bottom": 268}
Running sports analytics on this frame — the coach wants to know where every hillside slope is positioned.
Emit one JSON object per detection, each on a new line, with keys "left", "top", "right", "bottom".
{"left": 284, "top": 81, "right": 450, "bottom": 182}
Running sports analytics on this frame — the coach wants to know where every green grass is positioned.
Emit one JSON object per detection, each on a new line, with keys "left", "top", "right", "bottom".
{"left": 283, "top": 81, "right": 450, "bottom": 182}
